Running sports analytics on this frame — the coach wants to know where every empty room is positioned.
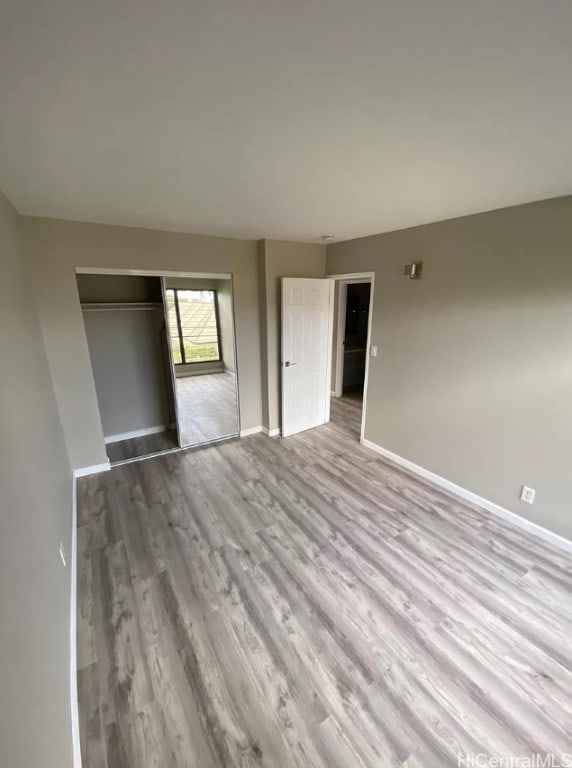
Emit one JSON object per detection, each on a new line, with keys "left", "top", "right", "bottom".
{"left": 1, "top": 3, "right": 571, "bottom": 768}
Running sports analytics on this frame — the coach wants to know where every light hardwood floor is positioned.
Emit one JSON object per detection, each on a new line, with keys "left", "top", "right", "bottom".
{"left": 77, "top": 395, "right": 572, "bottom": 767}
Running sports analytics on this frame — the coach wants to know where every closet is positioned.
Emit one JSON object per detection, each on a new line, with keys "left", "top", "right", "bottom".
{"left": 77, "top": 271, "right": 239, "bottom": 465}
{"left": 77, "top": 274, "right": 177, "bottom": 462}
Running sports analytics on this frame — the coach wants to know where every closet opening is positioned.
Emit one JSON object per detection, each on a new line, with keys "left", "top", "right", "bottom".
{"left": 76, "top": 270, "right": 240, "bottom": 465}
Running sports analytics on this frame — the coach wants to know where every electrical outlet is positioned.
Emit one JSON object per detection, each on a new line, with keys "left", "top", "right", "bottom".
{"left": 370, "top": 345, "right": 378, "bottom": 357}
{"left": 520, "top": 485, "right": 536, "bottom": 505}
{"left": 59, "top": 542, "right": 67, "bottom": 566}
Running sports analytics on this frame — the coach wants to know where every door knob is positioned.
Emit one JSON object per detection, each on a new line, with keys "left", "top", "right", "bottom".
{"left": 284, "top": 361, "right": 297, "bottom": 367}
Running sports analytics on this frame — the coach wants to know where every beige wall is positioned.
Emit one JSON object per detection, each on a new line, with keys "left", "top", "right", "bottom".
{"left": 257, "top": 241, "right": 270, "bottom": 428}
{"left": 327, "top": 196, "right": 572, "bottom": 539}
{"left": 0, "top": 192, "right": 73, "bottom": 765}
{"left": 163, "top": 276, "right": 223, "bottom": 290}
{"left": 24, "top": 217, "right": 262, "bottom": 470}
{"left": 258, "top": 240, "right": 326, "bottom": 432}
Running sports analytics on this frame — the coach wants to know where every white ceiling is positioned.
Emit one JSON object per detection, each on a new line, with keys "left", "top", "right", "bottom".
{"left": 1, "top": 0, "right": 572, "bottom": 242}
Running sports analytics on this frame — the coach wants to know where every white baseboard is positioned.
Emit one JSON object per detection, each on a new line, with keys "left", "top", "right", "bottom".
{"left": 104, "top": 425, "right": 168, "bottom": 444}
{"left": 73, "top": 461, "right": 110, "bottom": 478}
{"left": 240, "top": 425, "right": 262, "bottom": 437}
{"left": 70, "top": 475, "right": 82, "bottom": 768}
{"left": 362, "top": 438, "right": 572, "bottom": 555}
{"left": 239, "top": 425, "right": 281, "bottom": 438}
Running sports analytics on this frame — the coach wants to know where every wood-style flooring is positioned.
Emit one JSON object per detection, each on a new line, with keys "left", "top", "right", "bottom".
{"left": 77, "top": 395, "right": 572, "bottom": 767}
{"left": 176, "top": 371, "right": 239, "bottom": 447}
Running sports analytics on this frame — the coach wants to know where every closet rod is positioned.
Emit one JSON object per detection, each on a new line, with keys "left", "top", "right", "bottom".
{"left": 81, "top": 302, "right": 163, "bottom": 312}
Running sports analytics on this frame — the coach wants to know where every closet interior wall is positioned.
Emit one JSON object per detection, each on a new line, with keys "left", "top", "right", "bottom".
{"left": 76, "top": 274, "right": 177, "bottom": 463}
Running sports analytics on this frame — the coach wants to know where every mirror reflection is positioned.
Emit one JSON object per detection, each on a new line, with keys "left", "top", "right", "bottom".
{"left": 163, "top": 278, "right": 239, "bottom": 448}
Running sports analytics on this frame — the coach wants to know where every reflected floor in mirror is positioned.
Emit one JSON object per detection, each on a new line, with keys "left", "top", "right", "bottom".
{"left": 176, "top": 371, "right": 239, "bottom": 446}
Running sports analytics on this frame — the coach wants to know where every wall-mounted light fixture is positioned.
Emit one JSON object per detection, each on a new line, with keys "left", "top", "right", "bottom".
{"left": 403, "top": 261, "right": 423, "bottom": 279}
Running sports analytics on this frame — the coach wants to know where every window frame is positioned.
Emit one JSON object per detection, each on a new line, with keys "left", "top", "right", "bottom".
{"left": 166, "top": 288, "right": 223, "bottom": 366}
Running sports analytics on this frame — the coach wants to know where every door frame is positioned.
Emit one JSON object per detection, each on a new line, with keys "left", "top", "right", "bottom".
{"left": 326, "top": 271, "right": 375, "bottom": 443}
{"left": 159, "top": 277, "right": 183, "bottom": 447}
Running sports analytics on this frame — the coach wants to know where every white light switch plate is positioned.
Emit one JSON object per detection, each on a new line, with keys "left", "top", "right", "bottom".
{"left": 370, "top": 345, "right": 378, "bottom": 357}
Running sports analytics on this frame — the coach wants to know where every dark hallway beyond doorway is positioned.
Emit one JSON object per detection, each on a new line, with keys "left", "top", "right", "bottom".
{"left": 342, "top": 282, "right": 371, "bottom": 395}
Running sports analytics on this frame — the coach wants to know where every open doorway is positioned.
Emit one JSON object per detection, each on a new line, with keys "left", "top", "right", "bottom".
{"left": 329, "top": 273, "right": 374, "bottom": 441}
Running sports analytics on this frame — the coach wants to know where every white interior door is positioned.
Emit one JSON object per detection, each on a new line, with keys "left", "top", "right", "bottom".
{"left": 281, "top": 278, "right": 333, "bottom": 437}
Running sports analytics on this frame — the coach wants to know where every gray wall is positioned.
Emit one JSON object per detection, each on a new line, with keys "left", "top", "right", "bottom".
{"left": 24, "top": 217, "right": 262, "bottom": 470}
{"left": 82, "top": 308, "right": 171, "bottom": 439}
{"left": 78, "top": 274, "right": 171, "bottom": 439}
{"left": 216, "top": 279, "right": 236, "bottom": 373}
{"left": 0, "top": 191, "right": 73, "bottom": 766}
{"left": 258, "top": 240, "right": 326, "bottom": 432}
{"left": 327, "top": 196, "right": 572, "bottom": 539}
